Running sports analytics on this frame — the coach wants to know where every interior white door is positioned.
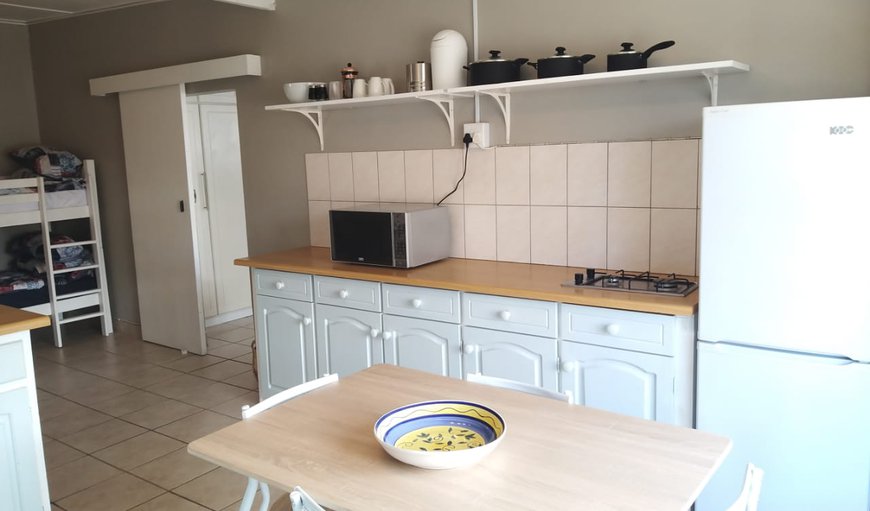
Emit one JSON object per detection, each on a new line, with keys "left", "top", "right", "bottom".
{"left": 118, "top": 84, "right": 206, "bottom": 354}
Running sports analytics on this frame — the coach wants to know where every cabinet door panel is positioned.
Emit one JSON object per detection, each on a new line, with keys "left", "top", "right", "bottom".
{"left": 560, "top": 341, "right": 675, "bottom": 423}
{"left": 255, "top": 295, "right": 316, "bottom": 398}
{"left": 315, "top": 304, "right": 383, "bottom": 377}
{"left": 0, "top": 388, "right": 46, "bottom": 511}
{"left": 383, "top": 315, "right": 461, "bottom": 378}
{"left": 462, "top": 327, "right": 558, "bottom": 391}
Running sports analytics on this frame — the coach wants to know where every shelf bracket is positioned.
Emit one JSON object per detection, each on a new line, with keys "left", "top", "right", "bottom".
{"left": 289, "top": 107, "right": 325, "bottom": 151}
{"left": 702, "top": 71, "right": 719, "bottom": 107}
{"left": 477, "top": 90, "right": 512, "bottom": 144}
{"left": 418, "top": 95, "right": 456, "bottom": 147}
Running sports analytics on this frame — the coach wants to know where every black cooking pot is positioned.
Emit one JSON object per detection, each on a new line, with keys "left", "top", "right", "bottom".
{"left": 528, "top": 47, "right": 595, "bottom": 78}
{"left": 464, "top": 50, "right": 529, "bottom": 86}
{"left": 607, "top": 41, "right": 675, "bottom": 71}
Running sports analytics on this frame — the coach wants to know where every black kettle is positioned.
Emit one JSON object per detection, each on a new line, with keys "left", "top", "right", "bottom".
{"left": 607, "top": 41, "right": 675, "bottom": 71}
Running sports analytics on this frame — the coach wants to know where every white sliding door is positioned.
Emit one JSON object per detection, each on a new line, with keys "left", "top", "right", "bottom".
{"left": 119, "top": 84, "right": 206, "bottom": 355}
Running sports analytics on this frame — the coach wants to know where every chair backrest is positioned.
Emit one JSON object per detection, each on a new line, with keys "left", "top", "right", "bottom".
{"left": 242, "top": 373, "right": 338, "bottom": 419}
{"left": 466, "top": 372, "right": 570, "bottom": 402}
{"left": 290, "top": 486, "right": 326, "bottom": 511}
{"left": 724, "top": 463, "right": 764, "bottom": 511}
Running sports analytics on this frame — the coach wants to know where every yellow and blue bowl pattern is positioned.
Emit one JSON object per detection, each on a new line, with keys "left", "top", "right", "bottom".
{"left": 374, "top": 400, "right": 506, "bottom": 470}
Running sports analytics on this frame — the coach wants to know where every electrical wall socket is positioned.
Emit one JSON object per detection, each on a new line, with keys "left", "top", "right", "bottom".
{"left": 463, "top": 122, "right": 491, "bottom": 149}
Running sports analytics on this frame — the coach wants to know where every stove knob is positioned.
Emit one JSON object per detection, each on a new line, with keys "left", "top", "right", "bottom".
{"left": 574, "top": 273, "right": 584, "bottom": 285}
{"left": 586, "top": 268, "right": 596, "bottom": 281}
{"left": 605, "top": 323, "right": 621, "bottom": 336}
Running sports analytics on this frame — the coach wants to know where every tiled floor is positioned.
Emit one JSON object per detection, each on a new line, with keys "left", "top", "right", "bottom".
{"left": 32, "top": 317, "right": 271, "bottom": 511}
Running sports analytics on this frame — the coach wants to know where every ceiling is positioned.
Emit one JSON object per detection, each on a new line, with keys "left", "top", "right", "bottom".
{"left": 0, "top": 0, "right": 273, "bottom": 25}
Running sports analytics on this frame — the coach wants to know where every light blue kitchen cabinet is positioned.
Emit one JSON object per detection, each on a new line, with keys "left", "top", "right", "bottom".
{"left": 254, "top": 294, "right": 316, "bottom": 399}
{"left": 0, "top": 331, "right": 50, "bottom": 511}
{"left": 559, "top": 340, "right": 675, "bottom": 423}
{"left": 315, "top": 303, "right": 383, "bottom": 377}
{"left": 382, "top": 314, "right": 461, "bottom": 378}
{"left": 461, "top": 326, "right": 559, "bottom": 392}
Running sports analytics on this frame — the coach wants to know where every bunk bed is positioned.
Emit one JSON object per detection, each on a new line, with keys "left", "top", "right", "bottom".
{"left": 0, "top": 159, "right": 112, "bottom": 347}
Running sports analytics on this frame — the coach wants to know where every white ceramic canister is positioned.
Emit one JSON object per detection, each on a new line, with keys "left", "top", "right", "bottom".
{"left": 430, "top": 29, "right": 468, "bottom": 89}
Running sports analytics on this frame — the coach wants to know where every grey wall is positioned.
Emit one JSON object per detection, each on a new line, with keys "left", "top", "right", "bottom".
{"left": 0, "top": 23, "right": 40, "bottom": 174}
{"left": 24, "top": 0, "right": 870, "bottom": 324}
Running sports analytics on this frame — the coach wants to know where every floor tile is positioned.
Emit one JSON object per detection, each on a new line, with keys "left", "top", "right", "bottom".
{"left": 47, "top": 455, "right": 121, "bottom": 500}
{"left": 210, "top": 327, "right": 255, "bottom": 344}
{"left": 129, "top": 492, "right": 210, "bottom": 511}
{"left": 156, "top": 410, "right": 238, "bottom": 443}
{"left": 112, "top": 364, "right": 185, "bottom": 388}
{"left": 57, "top": 472, "right": 163, "bottom": 511}
{"left": 176, "top": 381, "right": 251, "bottom": 409}
{"left": 222, "top": 370, "right": 258, "bottom": 391}
{"left": 208, "top": 391, "right": 259, "bottom": 420}
{"left": 208, "top": 343, "right": 252, "bottom": 360}
{"left": 41, "top": 405, "right": 113, "bottom": 439}
{"left": 160, "top": 354, "right": 225, "bottom": 373}
{"left": 37, "top": 394, "right": 88, "bottom": 421}
{"left": 58, "top": 418, "right": 147, "bottom": 453}
{"left": 145, "top": 374, "right": 214, "bottom": 401}
{"left": 131, "top": 448, "right": 217, "bottom": 490}
{"left": 89, "top": 390, "right": 169, "bottom": 417}
{"left": 190, "top": 360, "right": 251, "bottom": 381}
{"left": 174, "top": 467, "right": 249, "bottom": 511}
{"left": 63, "top": 377, "right": 137, "bottom": 406}
{"left": 42, "top": 438, "right": 86, "bottom": 469}
{"left": 121, "top": 399, "right": 202, "bottom": 430}
{"left": 92, "top": 431, "right": 184, "bottom": 470}
{"left": 206, "top": 338, "right": 233, "bottom": 351}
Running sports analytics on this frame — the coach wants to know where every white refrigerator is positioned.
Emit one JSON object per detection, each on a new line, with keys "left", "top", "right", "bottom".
{"left": 696, "top": 97, "right": 870, "bottom": 510}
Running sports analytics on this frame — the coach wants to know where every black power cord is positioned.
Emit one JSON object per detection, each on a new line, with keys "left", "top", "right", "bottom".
{"left": 436, "top": 133, "right": 474, "bottom": 206}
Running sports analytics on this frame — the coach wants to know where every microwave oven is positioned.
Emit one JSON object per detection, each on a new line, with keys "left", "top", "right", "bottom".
{"left": 329, "top": 204, "right": 451, "bottom": 268}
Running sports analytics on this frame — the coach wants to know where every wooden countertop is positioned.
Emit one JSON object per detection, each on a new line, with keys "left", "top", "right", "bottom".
{"left": 0, "top": 305, "right": 50, "bottom": 335}
{"left": 236, "top": 247, "right": 698, "bottom": 316}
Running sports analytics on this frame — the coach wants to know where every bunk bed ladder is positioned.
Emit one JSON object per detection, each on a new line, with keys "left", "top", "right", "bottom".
{"left": 36, "top": 178, "right": 63, "bottom": 347}
{"left": 83, "top": 160, "right": 113, "bottom": 337}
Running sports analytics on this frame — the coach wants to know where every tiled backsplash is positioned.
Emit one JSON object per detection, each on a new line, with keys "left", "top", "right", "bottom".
{"left": 306, "top": 138, "right": 700, "bottom": 275}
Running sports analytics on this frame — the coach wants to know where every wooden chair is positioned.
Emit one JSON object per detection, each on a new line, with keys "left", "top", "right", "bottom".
{"left": 725, "top": 463, "right": 764, "bottom": 511}
{"left": 466, "top": 372, "right": 570, "bottom": 402}
{"left": 238, "top": 373, "right": 339, "bottom": 511}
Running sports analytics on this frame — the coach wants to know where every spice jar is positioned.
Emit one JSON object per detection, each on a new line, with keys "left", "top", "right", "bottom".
{"left": 341, "top": 63, "right": 358, "bottom": 99}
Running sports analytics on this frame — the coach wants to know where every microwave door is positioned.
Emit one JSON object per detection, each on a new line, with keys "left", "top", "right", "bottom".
{"left": 330, "top": 210, "right": 394, "bottom": 266}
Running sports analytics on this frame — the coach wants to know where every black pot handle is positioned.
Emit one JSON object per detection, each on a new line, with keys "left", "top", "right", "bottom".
{"left": 513, "top": 58, "right": 529, "bottom": 68}
{"left": 577, "top": 54, "right": 596, "bottom": 64}
{"left": 527, "top": 62, "right": 538, "bottom": 69}
{"left": 463, "top": 65, "right": 470, "bottom": 70}
{"left": 642, "top": 40, "right": 675, "bottom": 60}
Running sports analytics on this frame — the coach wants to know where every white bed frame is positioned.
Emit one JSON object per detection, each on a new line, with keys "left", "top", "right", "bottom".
{"left": 0, "top": 159, "right": 113, "bottom": 347}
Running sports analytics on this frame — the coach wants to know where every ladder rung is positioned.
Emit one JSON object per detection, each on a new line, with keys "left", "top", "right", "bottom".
{"left": 57, "top": 288, "right": 102, "bottom": 300}
{"left": 58, "top": 311, "right": 106, "bottom": 325}
{"left": 53, "top": 264, "right": 99, "bottom": 274}
{"left": 50, "top": 240, "right": 97, "bottom": 249}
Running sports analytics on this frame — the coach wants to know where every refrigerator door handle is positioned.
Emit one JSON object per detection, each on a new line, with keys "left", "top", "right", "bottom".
{"left": 700, "top": 340, "right": 862, "bottom": 366}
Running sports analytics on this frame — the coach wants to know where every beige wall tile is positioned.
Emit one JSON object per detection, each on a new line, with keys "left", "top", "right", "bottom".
{"left": 495, "top": 145, "right": 530, "bottom": 205}
{"left": 445, "top": 204, "right": 465, "bottom": 258}
{"left": 608, "top": 141, "right": 651, "bottom": 207}
{"left": 464, "top": 205, "right": 497, "bottom": 260}
{"left": 568, "top": 143, "right": 607, "bottom": 206}
{"left": 351, "top": 152, "right": 379, "bottom": 202}
{"left": 530, "top": 144, "right": 567, "bottom": 205}
{"left": 327, "top": 152, "right": 353, "bottom": 201}
{"left": 433, "top": 148, "right": 463, "bottom": 204}
{"left": 607, "top": 207, "right": 651, "bottom": 271}
{"left": 531, "top": 206, "right": 567, "bottom": 266}
{"left": 378, "top": 150, "right": 406, "bottom": 203}
{"left": 496, "top": 206, "right": 530, "bottom": 263}
{"left": 304, "top": 153, "right": 330, "bottom": 200}
{"left": 650, "top": 208, "right": 697, "bottom": 275}
{"left": 651, "top": 139, "right": 699, "bottom": 208}
{"left": 404, "top": 149, "right": 434, "bottom": 203}
{"left": 567, "top": 207, "right": 607, "bottom": 269}
{"left": 464, "top": 147, "right": 496, "bottom": 204}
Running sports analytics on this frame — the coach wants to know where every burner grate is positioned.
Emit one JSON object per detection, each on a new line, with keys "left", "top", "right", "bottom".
{"left": 562, "top": 269, "right": 698, "bottom": 297}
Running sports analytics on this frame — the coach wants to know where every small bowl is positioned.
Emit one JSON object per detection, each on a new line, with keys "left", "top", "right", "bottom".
{"left": 373, "top": 400, "right": 506, "bottom": 470}
{"left": 283, "top": 82, "right": 313, "bottom": 103}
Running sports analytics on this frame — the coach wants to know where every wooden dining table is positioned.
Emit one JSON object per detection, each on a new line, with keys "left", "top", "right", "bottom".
{"left": 188, "top": 364, "right": 731, "bottom": 511}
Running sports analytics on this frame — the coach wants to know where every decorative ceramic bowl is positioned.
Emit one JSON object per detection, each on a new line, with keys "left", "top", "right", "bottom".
{"left": 373, "top": 400, "right": 506, "bottom": 470}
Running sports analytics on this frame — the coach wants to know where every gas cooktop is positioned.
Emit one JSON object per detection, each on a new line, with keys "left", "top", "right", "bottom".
{"left": 562, "top": 269, "right": 698, "bottom": 297}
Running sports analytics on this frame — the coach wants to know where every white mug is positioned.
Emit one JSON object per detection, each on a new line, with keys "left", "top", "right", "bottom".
{"left": 369, "top": 77, "right": 384, "bottom": 96}
{"left": 383, "top": 78, "right": 395, "bottom": 94}
{"left": 328, "top": 81, "right": 342, "bottom": 100}
{"left": 283, "top": 82, "right": 313, "bottom": 103}
{"left": 352, "top": 78, "right": 368, "bottom": 98}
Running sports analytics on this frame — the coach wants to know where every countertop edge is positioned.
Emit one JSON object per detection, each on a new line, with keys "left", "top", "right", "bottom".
{"left": 0, "top": 305, "right": 51, "bottom": 335}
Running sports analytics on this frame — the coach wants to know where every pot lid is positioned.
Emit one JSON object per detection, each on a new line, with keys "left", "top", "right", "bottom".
{"left": 544, "top": 46, "right": 575, "bottom": 59}
{"left": 614, "top": 42, "right": 638, "bottom": 54}
{"left": 471, "top": 50, "right": 510, "bottom": 63}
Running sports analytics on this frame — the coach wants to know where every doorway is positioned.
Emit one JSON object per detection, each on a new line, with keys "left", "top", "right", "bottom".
{"left": 185, "top": 91, "right": 252, "bottom": 327}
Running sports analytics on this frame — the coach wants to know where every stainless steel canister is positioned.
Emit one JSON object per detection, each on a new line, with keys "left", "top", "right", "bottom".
{"left": 406, "top": 61, "right": 431, "bottom": 92}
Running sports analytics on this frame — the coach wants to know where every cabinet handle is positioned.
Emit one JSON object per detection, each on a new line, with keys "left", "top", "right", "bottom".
{"left": 302, "top": 317, "right": 312, "bottom": 326}
{"left": 383, "top": 331, "right": 394, "bottom": 340}
{"left": 411, "top": 298, "right": 423, "bottom": 308}
{"left": 560, "top": 360, "right": 578, "bottom": 373}
{"left": 498, "top": 310, "right": 511, "bottom": 321}
{"left": 338, "top": 289, "right": 349, "bottom": 299}
{"left": 463, "top": 344, "right": 476, "bottom": 354}
{"left": 370, "top": 328, "right": 380, "bottom": 338}
{"left": 275, "top": 281, "right": 285, "bottom": 290}
{"left": 605, "top": 323, "right": 621, "bottom": 336}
